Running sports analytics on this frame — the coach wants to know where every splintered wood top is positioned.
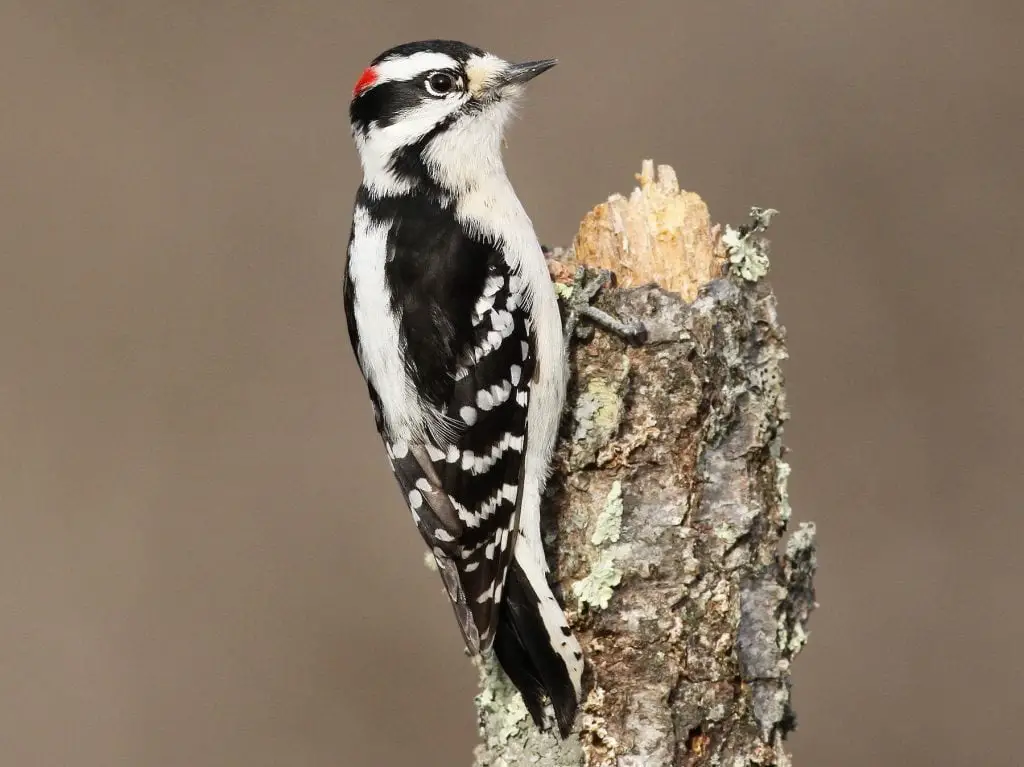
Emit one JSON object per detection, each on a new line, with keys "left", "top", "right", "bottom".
{"left": 568, "top": 160, "right": 727, "bottom": 302}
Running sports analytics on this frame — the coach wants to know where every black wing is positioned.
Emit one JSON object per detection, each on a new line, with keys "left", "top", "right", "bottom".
{"left": 388, "top": 255, "right": 534, "bottom": 652}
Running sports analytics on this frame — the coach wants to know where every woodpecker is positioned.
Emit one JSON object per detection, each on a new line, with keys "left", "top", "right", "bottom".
{"left": 341, "top": 40, "right": 583, "bottom": 736}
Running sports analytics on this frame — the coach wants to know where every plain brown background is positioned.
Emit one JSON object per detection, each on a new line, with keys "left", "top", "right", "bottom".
{"left": 2, "top": 1, "right": 1021, "bottom": 765}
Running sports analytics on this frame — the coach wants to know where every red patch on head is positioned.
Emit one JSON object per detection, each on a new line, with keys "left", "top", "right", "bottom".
{"left": 353, "top": 67, "right": 378, "bottom": 97}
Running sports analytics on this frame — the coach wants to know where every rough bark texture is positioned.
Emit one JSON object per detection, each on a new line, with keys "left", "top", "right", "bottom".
{"left": 472, "top": 163, "right": 817, "bottom": 767}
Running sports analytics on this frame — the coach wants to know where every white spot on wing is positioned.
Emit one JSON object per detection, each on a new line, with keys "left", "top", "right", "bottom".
{"left": 483, "top": 274, "right": 504, "bottom": 296}
{"left": 465, "top": 432, "right": 520, "bottom": 475}
{"left": 492, "top": 310, "right": 514, "bottom": 336}
{"left": 455, "top": 498, "right": 479, "bottom": 527}
{"left": 473, "top": 336, "right": 496, "bottom": 362}
{"left": 502, "top": 484, "right": 519, "bottom": 505}
{"left": 473, "top": 293, "right": 495, "bottom": 323}
{"left": 460, "top": 406, "right": 478, "bottom": 425}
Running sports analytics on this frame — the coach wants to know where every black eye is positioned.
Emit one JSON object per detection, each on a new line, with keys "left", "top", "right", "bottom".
{"left": 425, "top": 72, "right": 455, "bottom": 97}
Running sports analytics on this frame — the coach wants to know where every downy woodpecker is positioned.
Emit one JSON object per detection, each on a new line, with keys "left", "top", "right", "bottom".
{"left": 342, "top": 40, "right": 583, "bottom": 736}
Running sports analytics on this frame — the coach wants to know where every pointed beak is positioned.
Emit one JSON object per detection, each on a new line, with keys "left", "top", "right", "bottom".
{"left": 494, "top": 58, "right": 558, "bottom": 88}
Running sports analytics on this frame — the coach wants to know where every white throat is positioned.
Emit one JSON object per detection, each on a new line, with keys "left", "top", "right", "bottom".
{"left": 422, "top": 97, "right": 519, "bottom": 195}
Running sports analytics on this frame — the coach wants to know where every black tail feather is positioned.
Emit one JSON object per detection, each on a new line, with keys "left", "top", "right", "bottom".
{"left": 493, "top": 560, "right": 579, "bottom": 738}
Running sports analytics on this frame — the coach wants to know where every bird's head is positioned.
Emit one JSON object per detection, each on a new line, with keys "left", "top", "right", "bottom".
{"left": 349, "top": 40, "right": 557, "bottom": 198}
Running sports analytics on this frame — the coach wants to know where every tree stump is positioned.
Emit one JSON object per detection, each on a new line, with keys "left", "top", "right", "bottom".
{"left": 473, "top": 161, "right": 817, "bottom": 767}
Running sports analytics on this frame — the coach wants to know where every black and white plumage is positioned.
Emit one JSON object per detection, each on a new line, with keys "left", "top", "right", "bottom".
{"left": 341, "top": 40, "right": 583, "bottom": 736}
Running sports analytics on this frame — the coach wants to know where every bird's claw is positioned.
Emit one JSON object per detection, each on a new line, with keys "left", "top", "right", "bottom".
{"left": 562, "top": 266, "right": 648, "bottom": 347}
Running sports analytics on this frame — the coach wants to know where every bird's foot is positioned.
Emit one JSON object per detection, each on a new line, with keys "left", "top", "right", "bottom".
{"left": 561, "top": 266, "right": 647, "bottom": 347}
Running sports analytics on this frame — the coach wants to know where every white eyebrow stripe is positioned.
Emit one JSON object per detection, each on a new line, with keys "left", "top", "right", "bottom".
{"left": 373, "top": 52, "right": 460, "bottom": 84}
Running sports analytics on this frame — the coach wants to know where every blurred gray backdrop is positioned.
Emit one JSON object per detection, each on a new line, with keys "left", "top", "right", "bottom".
{"left": 2, "top": 1, "right": 1021, "bottom": 765}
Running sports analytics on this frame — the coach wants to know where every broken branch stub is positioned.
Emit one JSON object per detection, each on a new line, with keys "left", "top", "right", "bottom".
{"left": 569, "top": 160, "right": 728, "bottom": 301}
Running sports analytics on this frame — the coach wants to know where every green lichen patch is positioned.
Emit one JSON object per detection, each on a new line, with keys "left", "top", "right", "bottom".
{"left": 474, "top": 655, "right": 530, "bottom": 744}
{"left": 592, "top": 480, "right": 624, "bottom": 546}
{"left": 473, "top": 656, "right": 586, "bottom": 766}
{"left": 722, "top": 206, "right": 778, "bottom": 282}
{"left": 775, "top": 458, "right": 792, "bottom": 523}
{"left": 572, "top": 550, "right": 623, "bottom": 611}
{"left": 568, "top": 356, "right": 631, "bottom": 470}
{"left": 769, "top": 436, "right": 793, "bottom": 524}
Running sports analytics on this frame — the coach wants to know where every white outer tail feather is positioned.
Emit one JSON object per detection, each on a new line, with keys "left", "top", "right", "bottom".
{"left": 513, "top": 535, "right": 584, "bottom": 700}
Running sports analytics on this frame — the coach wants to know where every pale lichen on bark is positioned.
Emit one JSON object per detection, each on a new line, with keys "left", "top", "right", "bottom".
{"left": 472, "top": 162, "right": 817, "bottom": 767}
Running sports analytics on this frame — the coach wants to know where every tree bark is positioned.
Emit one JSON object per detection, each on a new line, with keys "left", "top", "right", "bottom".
{"left": 472, "top": 162, "right": 817, "bottom": 767}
